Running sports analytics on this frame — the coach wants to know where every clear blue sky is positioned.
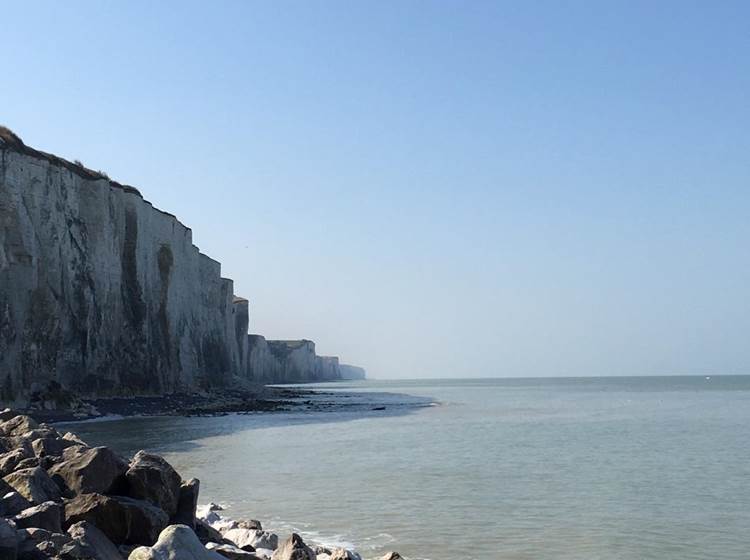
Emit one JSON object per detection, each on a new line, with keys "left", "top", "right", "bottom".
{"left": 3, "top": 1, "right": 749, "bottom": 378}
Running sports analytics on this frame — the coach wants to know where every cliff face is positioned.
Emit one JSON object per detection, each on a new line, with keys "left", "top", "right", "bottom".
{"left": 0, "top": 129, "right": 360, "bottom": 403}
{"left": 0, "top": 131, "right": 248, "bottom": 403}
{"left": 339, "top": 364, "right": 366, "bottom": 380}
{"left": 246, "top": 336, "right": 343, "bottom": 384}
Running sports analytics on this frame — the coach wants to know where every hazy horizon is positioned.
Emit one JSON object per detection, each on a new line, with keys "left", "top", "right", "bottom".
{"left": 3, "top": 1, "right": 749, "bottom": 379}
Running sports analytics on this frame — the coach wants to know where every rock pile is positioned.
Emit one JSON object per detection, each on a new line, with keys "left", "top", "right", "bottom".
{"left": 0, "top": 410, "right": 402, "bottom": 560}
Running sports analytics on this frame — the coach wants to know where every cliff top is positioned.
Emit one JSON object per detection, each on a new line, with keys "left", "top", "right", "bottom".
{"left": 0, "top": 125, "right": 142, "bottom": 196}
{"left": 268, "top": 340, "right": 314, "bottom": 348}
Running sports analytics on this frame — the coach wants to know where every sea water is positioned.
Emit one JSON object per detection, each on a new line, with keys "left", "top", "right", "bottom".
{"left": 64, "top": 376, "right": 750, "bottom": 560}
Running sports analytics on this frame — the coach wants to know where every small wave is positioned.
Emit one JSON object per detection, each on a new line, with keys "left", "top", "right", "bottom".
{"left": 58, "top": 413, "right": 130, "bottom": 424}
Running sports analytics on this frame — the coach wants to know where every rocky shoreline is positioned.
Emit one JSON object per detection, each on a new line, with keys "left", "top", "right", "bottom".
{"left": 20, "top": 386, "right": 324, "bottom": 424}
{"left": 0, "top": 409, "right": 403, "bottom": 560}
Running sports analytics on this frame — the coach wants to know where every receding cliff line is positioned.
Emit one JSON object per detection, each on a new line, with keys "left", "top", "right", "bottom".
{"left": 246, "top": 336, "right": 344, "bottom": 384}
{"left": 0, "top": 128, "right": 363, "bottom": 406}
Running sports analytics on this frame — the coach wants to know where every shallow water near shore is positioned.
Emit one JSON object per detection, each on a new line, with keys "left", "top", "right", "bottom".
{"left": 60, "top": 376, "right": 750, "bottom": 560}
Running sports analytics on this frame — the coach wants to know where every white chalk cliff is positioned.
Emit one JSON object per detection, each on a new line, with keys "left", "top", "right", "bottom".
{"left": 0, "top": 128, "right": 363, "bottom": 405}
{"left": 246, "top": 337, "right": 344, "bottom": 384}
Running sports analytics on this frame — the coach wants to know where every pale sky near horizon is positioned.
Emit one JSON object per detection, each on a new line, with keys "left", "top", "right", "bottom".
{"left": 3, "top": 1, "right": 749, "bottom": 379}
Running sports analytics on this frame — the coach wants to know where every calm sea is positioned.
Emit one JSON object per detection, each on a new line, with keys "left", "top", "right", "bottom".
{"left": 62, "top": 376, "right": 750, "bottom": 560}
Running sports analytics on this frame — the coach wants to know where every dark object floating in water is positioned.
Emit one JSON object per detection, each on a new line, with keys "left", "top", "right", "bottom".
{"left": 372, "top": 406, "right": 386, "bottom": 411}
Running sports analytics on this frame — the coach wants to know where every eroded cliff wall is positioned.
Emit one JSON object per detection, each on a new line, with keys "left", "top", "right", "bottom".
{"left": 246, "top": 336, "right": 342, "bottom": 383}
{"left": 0, "top": 131, "right": 248, "bottom": 403}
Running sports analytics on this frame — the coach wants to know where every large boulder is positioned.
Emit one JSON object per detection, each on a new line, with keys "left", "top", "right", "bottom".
{"left": 0, "top": 437, "right": 34, "bottom": 455}
{"left": 3, "top": 466, "right": 62, "bottom": 504}
{"left": 0, "top": 491, "right": 32, "bottom": 517}
{"left": 64, "top": 493, "right": 169, "bottom": 546}
{"left": 67, "top": 521, "right": 124, "bottom": 560}
{"left": 0, "top": 448, "right": 33, "bottom": 477}
{"left": 31, "top": 434, "right": 78, "bottom": 458}
{"left": 124, "top": 452, "right": 182, "bottom": 517}
{"left": 128, "top": 525, "right": 225, "bottom": 560}
{"left": 270, "top": 534, "right": 314, "bottom": 560}
{"left": 13, "top": 501, "right": 63, "bottom": 533}
{"left": 0, "top": 518, "right": 17, "bottom": 560}
{"left": 223, "top": 529, "right": 277, "bottom": 551}
{"left": 49, "top": 446, "right": 127, "bottom": 496}
{"left": 171, "top": 478, "right": 199, "bottom": 528}
{"left": 0, "top": 416, "right": 39, "bottom": 438}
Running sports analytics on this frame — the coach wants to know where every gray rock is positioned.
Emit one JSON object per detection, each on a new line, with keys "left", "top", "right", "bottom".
{"left": 67, "top": 521, "right": 124, "bottom": 560}
{"left": 234, "top": 520, "right": 262, "bottom": 532}
{"left": 379, "top": 553, "right": 403, "bottom": 560}
{"left": 222, "top": 530, "right": 277, "bottom": 552}
{"left": 194, "top": 520, "right": 224, "bottom": 545}
{"left": 20, "top": 428, "right": 60, "bottom": 444}
{"left": 0, "top": 417, "right": 39, "bottom": 438}
{"left": 0, "top": 410, "right": 16, "bottom": 423}
{"left": 270, "top": 534, "right": 314, "bottom": 560}
{"left": 0, "top": 517, "right": 17, "bottom": 560}
{"left": 12, "top": 458, "right": 40, "bottom": 472}
{"left": 171, "top": 478, "right": 199, "bottom": 528}
{"left": 63, "top": 493, "right": 169, "bottom": 546}
{"left": 59, "top": 445, "right": 89, "bottom": 462}
{"left": 124, "top": 452, "right": 182, "bottom": 517}
{"left": 61, "top": 433, "right": 88, "bottom": 447}
{"left": 31, "top": 435, "right": 77, "bottom": 458}
{"left": 3, "top": 467, "right": 62, "bottom": 505}
{"left": 328, "top": 549, "right": 361, "bottom": 560}
{"left": 206, "top": 542, "right": 262, "bottom": 560}
{"left": 15, "top": 528, "right": 79, "bottom": 560}
{"left": 0, "top": 448, "right": 33, "bottom": 477}
{"left": 217, "top": 519, "right": 263, "bottom": 534}
{"left": 1, "top": 491, "right": 33, "bottom": 517}
{"left": 49, "top": 446, "right": 127, "bottom": 496}
{"left": 197, "top": 508, "right": 221, "bottom": 526}
{"left": 13, "top": 501, "right": 63, "bottom": 533}
{"left": 127, "top": 525, "right": 225, "bottom": 560}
